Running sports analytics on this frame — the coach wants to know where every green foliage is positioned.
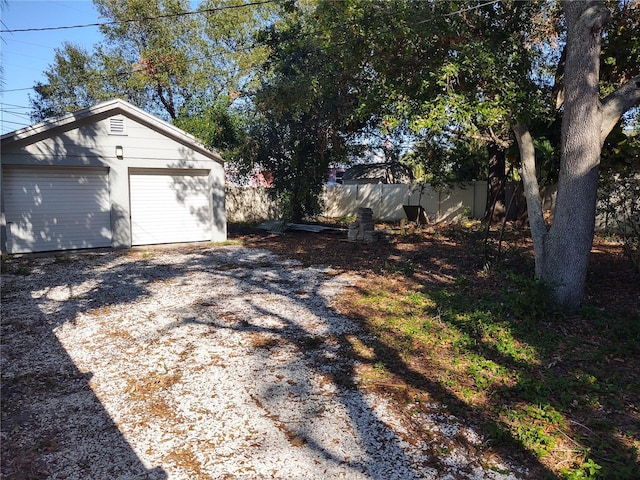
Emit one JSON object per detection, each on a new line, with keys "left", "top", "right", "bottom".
{"left": 240, "top": 112, "right": 332, "bottom": 221}
{"left": 602, "top": 124, "right": 640, "bottom": 172}
{"left": 240, "top": 2, "right": 371, "bottom": 221}
{"left": 507, "top": 403, "right": 561, "bottom": 457}
{"left": 174, "top": 98, "right": 245, "bottom": 157}
{"left": 561, "top": 458, "right": 602, "bottom": 480}
{"left": 502, "top": 273, "right": 557, "bottom": 321}
{"left": 401, "top": 136, "right": 486, "bottom": 186}
{"left": 599, "top": 0, "right": 640, "bottom": 97}
{"left": 30, "top": 0, "right": 276, "bottom": 125}
{"left": 30, "top": 43, "right": 109, "bottom": 121}
{"left": 381, "top": 259, "right": 415, "bottom": 277}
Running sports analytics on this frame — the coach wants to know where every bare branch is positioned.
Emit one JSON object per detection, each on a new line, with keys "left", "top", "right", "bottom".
{"left": 551, "top": 47, "right": 566, "bottom": 110}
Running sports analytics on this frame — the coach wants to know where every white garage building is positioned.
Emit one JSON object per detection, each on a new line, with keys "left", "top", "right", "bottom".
{"left": 1, "top": 99, "right": 226, "bottom": 254}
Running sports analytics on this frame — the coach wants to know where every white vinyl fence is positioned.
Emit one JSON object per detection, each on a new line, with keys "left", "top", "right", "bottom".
{"left": 226, "top": 182, "right": 492, "bottom": 223}
{"left": 321, "top": 183, "right": 489, "bottom": 222}
{"left": 226, "top": 180, "right": 630, "bottom": 233}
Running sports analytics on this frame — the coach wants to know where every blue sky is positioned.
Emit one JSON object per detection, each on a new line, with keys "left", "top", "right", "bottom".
{"left": 1, "top": 1, "right": 103, "bottom": 134}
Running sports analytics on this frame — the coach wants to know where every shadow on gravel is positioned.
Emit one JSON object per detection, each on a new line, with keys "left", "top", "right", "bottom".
{"left": 207, "top": 259, "right": 554, "bottom": 479}
{"left": 1, "top": 253, "right": 167, "bottom": 480}
{"left": 2, "top": 249, "right": 422, "bottom": 478}
{"left": 165, "top": 249, "right": 427, "bottom": 478}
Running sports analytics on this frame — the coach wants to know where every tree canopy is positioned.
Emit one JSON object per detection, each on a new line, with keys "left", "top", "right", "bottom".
{"left": 30, "top": 0, "right": 277, "bottom": 153}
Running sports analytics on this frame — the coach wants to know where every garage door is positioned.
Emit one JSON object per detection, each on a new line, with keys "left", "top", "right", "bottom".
{"left": 129, "top": 170, "right": 212, "bottom": 245}
{"left": 3, "top": 167, "right": 112, "bottom": 254}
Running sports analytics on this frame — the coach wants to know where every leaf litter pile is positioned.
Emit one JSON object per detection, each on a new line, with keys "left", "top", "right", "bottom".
{"left": 2, "top": 222, "right": 638, "bottom": 479}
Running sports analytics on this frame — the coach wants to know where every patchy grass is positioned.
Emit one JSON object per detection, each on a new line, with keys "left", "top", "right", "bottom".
{"left": 209, "top": 239, "right": 244, "bottom": 247}
{"left": 235, "top": 222, "right": 640, "bottom": 480}
{"left": 343, "top": 259, "right": 639, "bottom": 478}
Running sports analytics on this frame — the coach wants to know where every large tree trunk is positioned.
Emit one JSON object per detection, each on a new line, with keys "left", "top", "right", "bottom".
{"left": 514, "top": 1, "right": 640, "bottom": 309}
{"left": 485, "top": 142, "right": 507, "bottom": 223}
{"left": 540, "top": 1, "right": 609, "bottom": 308}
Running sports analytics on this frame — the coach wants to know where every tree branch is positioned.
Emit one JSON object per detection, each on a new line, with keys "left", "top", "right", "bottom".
{"left": 488, "top": 126, "right": 511, "bottom": 149}
{"left": 156, "top": 82, "right": 177, "bottom": 120}
{"left": 576, "top": 1, "right": 611, "bottom": 32}
{"left": 600, "top": 74, "right": 640, "bottom": 143}
{"left": 551, "top": 46, "right": 566, "bottom": 110}
{"left": 513, "top": 124, "right": 547, "bottom": 276}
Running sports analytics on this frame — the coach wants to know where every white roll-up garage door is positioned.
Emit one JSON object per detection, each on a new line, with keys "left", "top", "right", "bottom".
{"left": 3, "top": 167, "right": 112, "bottom": 254}
{"left": 129, "top": 170, "right": 212, "bottom": 246}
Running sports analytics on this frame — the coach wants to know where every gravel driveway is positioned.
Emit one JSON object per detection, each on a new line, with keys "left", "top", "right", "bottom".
{"left": 1, "top": 245, "right": 527, "bottom": 479}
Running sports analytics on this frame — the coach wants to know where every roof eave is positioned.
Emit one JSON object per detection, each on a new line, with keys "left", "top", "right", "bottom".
{"left": 1, "top": 99, "right": 224, "bottom": 165}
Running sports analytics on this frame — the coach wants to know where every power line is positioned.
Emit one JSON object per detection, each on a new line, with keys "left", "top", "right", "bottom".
{"left": 445, "top": 0, "right": 501, "bottom": 17}
{"left": 1, "top": 103, "right": 31, "bottom": 109}
{"left": 2, "top": 62, "right": 48, "bottom": 73}
{"left": 1, "top": 110, "right": 31, "bottom": 119}
{"left": 0, "top": 87, "right": 34, "bottom": 92}
{"left": 3, "top": 38, "right": 70, "bottom": 49}
{"left": 1, "top": 119, "right": 31, "bottom": 127}
{"left": 0, "top": 0, "right": 277, "bottom": 33}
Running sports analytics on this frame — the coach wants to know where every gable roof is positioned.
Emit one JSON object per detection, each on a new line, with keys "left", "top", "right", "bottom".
{"left": 1, "top": 98, "right": 223, "bottom": 164}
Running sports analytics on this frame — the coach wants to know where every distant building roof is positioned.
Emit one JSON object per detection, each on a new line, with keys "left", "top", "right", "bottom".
{"left": 342, "top": 162, "right": 413, "bottom": 184}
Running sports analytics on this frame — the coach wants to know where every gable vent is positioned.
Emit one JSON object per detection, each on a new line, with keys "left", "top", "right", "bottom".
{"left": 109, "top": 116, "right": 126, "bottom": 135}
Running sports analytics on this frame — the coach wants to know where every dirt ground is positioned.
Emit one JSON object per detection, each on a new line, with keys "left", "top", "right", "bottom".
{"left": 233, "top": 223, "right": 639, "bottom": 318}
{"left": 232, "top": 221, "right": 640, "bottom": 478}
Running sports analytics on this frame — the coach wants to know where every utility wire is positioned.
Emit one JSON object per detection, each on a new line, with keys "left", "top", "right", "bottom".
{"left": 0, "top": 0, "right": 277, "bottom": 33}
{"left": 1, "top": 103, "right": 31, "bottom": 108}
{"left": 1, "top": 110, "right": 32, "bottom": 118}
{"left": 0, "top": 87, "right": 35, "bottom": 92}
{"left": 445, "top": 0, "right": 501, "bottom": 16}
{"left": 1, "top": 119, "right": 31, "bottom": 127}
